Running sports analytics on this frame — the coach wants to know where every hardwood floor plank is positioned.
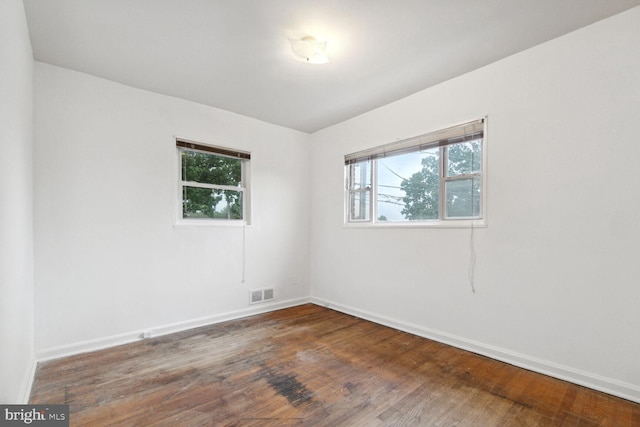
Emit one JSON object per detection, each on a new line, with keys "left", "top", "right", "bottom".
{"left": 30, "top": 304, "right": 640, "bottom": 426}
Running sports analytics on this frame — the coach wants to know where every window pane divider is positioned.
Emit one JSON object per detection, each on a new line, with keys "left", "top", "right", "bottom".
{"left": 444, "top": 173, "right": 481, "bottom": 181}
{"left": 181, "top": 181, "right": 244, "bottom": 192}
{"left": 439, "top": 146, "right": 446, "bottom": 221}
{"left": 370, "top": 158, "right": 377, "bottom": 222}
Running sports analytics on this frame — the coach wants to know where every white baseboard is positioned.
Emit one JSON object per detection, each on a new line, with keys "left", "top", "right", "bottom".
{"left": 310, "top": 297, "right": 640, "bottom": 404}
{"left": 37, "top": 297, "right": 310, "bottom": 362}
{"left": 20, "top": 356, "right": 37, "bottom": 404}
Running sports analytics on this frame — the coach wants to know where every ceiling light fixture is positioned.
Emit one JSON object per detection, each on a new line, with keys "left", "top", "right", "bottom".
{"left": 289, "top": 36, "right": 329, "bottom": 64}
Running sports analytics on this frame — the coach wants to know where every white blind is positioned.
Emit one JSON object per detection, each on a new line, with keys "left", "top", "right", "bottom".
{"left": 345, "top": 118, "right": 484, "bottom": 165}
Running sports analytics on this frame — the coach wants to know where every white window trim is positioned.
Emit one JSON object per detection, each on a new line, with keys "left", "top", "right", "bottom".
{"left": 344, "top": 118, "right": 487, "bottom": 228}
{"left": 174, "top": 139, "right": 252, "bottom": 227}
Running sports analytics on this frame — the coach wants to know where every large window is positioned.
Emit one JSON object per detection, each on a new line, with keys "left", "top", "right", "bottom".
{"left": 176, "top": 139, "right": 250, "bottom": 224}
{"left": 345, "top": 119, "right": 485, "bottom": 226}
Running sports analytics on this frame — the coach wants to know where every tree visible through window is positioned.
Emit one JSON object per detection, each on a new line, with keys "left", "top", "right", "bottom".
{"left": 397, "top": 147, "right": 440, "bottom": 221}
{"left": 177, "top": 140, "right": 250, "bottom": 222}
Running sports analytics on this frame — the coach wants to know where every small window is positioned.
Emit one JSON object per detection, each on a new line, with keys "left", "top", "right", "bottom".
{"left": 176, "top": 139, "right": 250, "bottom": 224}
{"left": 345, "top": 118, "right": 485, "bottom": 226}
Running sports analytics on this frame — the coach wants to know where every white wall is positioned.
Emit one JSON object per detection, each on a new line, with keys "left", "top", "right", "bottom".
{"left": 310, "top": 7, "right": 640, "bottom": 402}
{"left": 0, "top": 0, "right": 36, "bottom": 404}
{"left": 34, "top": 63, "right": 311, "bottom": 357}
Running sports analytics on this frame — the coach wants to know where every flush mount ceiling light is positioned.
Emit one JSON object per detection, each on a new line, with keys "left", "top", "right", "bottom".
{"left": 288, "top": 36, "right": 329, "bottom": 64}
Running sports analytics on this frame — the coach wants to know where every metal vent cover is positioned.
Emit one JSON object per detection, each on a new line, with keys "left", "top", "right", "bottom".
{"left": 249, "top": 288, "right": 275, "bottom": 304}
{"left": 250, "top": 290, "right": 263, "bottom": 304}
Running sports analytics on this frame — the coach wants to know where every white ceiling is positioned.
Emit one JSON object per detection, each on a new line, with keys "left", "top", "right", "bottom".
{"left": 23, "top": 0, "right": 640, "bottom": 133}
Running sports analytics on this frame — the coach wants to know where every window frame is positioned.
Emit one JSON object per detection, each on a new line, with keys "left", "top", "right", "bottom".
{"left": 175, "top": 138, "right": 251, "bottom": 227}
{"left": 344, "top": 118, "right": 487, "bottom": 228}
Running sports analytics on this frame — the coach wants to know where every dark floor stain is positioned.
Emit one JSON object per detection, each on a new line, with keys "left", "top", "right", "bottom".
{"left": 344, "top": 382, "right": 357, "bottom": 393}
{"left": 256, "top": 367, "right": 313, "bottom": 406}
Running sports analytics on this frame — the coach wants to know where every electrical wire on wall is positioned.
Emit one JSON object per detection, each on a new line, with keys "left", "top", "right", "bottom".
{"left": 469, "top": 218, "right": 476, "bottom": 294}
{"left": 241, "top": 223, "right": 246, "bottom": 283}
{"left": 466, "top": 122, "right": 478, "bottom": 294}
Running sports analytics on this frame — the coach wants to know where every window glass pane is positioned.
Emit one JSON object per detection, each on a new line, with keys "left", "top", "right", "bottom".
{"left": 182, "top": 187, "right": 243, "bottom": 220}
{"left": 349, "top": 191, "right": 370, "bottom": 221}
{"left": 447, "top": 139, "right": 482, "bottom": 177}
{"left": 349, "top": 160, "right": 371, "bottom": 190}
{"left": 377, "top": 147, "right": 439, "bottom": 221}
{"left": 445, "top": 178, "right": 480, "bottom": 218}
{"left": 181, "top": 150, "right": 242, "bottom": 186}
{"left": 348, "top": 160, "right": 371, "bottom": 221}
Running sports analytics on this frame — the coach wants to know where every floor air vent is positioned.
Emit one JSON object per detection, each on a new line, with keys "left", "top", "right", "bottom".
{"left": 250, "top": 288, "right": 275, "bottom": 304}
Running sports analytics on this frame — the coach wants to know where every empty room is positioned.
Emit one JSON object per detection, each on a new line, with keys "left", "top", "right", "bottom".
{"left": 2, "top": 0, "right": 640, "bottom": 425}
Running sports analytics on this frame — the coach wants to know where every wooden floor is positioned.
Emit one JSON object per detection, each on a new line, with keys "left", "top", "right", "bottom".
{"left": 30, "top": 304, "right": 640, "bottom": 426}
